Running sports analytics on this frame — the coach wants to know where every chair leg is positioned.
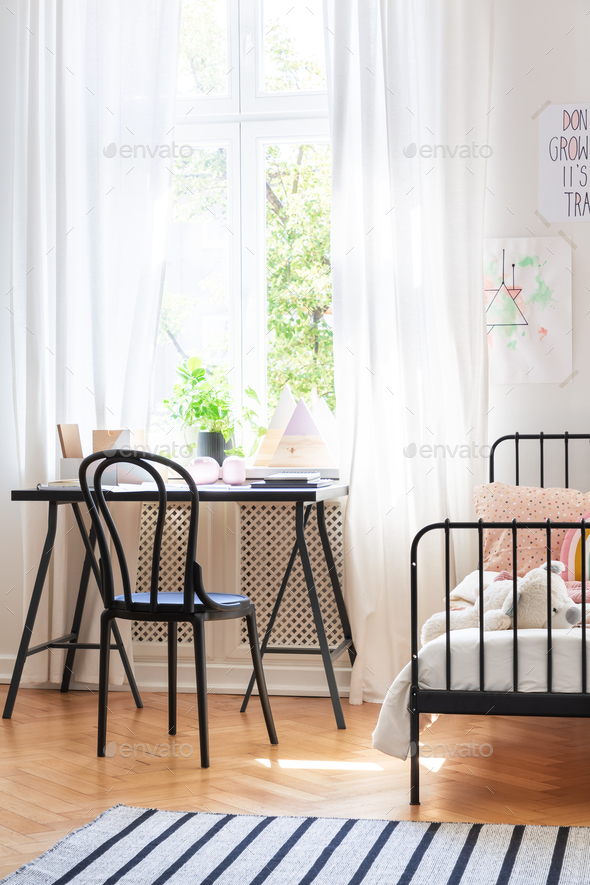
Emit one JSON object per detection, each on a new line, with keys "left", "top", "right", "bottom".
{"left": 97, "top": 612, "right": 112, "bottom": 758}
{"left": 192, "top": 617, "right": 209, "bottom": 768}
{"left": 168, "top": 622, "right": 177, "bottom": 736}
{"left": 246, "top": 605, "right": 278, "bottom": 745}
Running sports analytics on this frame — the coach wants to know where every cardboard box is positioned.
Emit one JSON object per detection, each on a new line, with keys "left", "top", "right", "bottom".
{"left": 60, "top": 458, "right": 117, "bottom": 486}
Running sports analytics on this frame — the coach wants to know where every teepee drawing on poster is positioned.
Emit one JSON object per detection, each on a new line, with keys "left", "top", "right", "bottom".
{"left": 484, "top": 237, "right": 572, "bottom": 384}
{"left": 485, "top": 249, "right": 528, "bottom": 332}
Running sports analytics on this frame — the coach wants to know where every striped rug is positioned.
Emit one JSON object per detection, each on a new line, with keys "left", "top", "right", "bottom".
{"left": 3, "top": 805, "right": 588, "bottom": 884}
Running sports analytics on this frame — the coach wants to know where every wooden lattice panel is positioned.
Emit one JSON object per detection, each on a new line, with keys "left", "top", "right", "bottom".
{"left": 132, "top": 503, "right": 194, "bottom": 644}
{"left": 132, "top": 501, "right": 345, "bottom": 649}
{"left": 238, "top": 503, "right": 344, "bottom": 648}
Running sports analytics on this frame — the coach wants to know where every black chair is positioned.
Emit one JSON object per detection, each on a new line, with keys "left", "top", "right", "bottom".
{"left": 79, "top": 449, "right": 278, "bottom": 766}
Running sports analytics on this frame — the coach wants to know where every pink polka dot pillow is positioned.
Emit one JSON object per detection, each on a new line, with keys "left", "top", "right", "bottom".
{"left": 473, "top": 482, "right": 590, "bottom": 577}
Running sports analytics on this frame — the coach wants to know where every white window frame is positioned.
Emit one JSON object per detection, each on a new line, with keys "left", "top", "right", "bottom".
{"left": 171, "top": 0, "right": 331, "bottom": 434}
{"left": 239, "top": 0, "right": 328, "bottom": 115}
{"left": 176, "top": 0, "right": 240, "bottom": 117}
{"left": 240, "top": 117, "right": 331, "bottom": 414}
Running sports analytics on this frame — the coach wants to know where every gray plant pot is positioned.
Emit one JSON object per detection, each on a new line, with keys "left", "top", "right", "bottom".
{"left": 197, "top": 431, "right": 232, "bottom": 466}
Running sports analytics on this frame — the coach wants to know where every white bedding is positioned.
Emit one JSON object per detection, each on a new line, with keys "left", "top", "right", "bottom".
{"left": 372, "top": 627, "right": 589, "bottom": 760}
{"left": 448, "top": 569, "right": 506, "bottom": 606}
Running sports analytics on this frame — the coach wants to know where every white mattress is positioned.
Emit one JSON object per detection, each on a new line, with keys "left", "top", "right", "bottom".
{"left": 372, "top": 628, "right": 589, "bottom": 760}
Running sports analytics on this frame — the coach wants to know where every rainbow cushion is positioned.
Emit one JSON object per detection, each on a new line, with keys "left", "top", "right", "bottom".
{"left": 560, "top": 511, "right": 590, "bottom": 582}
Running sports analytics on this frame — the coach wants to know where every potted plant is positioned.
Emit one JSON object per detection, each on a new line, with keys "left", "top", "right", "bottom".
{"left": 164, "top": 356, "right": 267, "bottom": 465}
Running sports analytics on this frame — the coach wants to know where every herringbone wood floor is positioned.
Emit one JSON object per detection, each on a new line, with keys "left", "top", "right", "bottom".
{"left": 1, "top": 687, "right": 590, "bottom": 877}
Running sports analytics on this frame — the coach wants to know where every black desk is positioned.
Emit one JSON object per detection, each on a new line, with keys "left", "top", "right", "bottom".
{"left": 7, "top": 483, "right": 354, "bottom": 728}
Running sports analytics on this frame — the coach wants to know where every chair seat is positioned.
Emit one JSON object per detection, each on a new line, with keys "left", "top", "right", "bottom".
{"left": 113, "top": 591, "right": 250, "bottom": 613}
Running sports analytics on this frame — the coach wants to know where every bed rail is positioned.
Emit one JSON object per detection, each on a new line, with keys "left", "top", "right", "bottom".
{"left": 409, "top": 517, "right": 588, "bottom": 805}
{"left": 489, "top": 432, "right": 590, "bottom": 487}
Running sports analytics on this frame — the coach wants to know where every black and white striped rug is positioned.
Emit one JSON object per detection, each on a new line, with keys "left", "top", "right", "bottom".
{"left": 3, "top": 805, "right": 588, "bottom": 884}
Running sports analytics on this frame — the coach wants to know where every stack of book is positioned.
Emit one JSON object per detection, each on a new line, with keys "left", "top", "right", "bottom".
{"left": 253, "top": 471, "right": 332, "bottom": 489}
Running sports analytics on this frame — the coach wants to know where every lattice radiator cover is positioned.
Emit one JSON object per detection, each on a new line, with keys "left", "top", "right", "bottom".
{"left": 132, "top": 502, "right": 344, "bottom": 650}
{"left": 132, "top": 503, "right": 194, "bottom": 644}
{"left": 238, "top": 503, "right": 344, "bottom": 648}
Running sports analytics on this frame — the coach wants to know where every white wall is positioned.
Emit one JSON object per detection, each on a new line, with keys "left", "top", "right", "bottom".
{"left": 486, "top": 0, "right": 590, "bottom": 490}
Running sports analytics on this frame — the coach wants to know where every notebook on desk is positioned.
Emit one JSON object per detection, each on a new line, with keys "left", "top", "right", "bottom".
{"left": 37, "top": 480, "right": 81, "bottom": 489}
{"left": 253, "top": 471, "right": 333, "bottom": 488}
{"left": 136, "top": 481, "right": 253, "bottom": 492}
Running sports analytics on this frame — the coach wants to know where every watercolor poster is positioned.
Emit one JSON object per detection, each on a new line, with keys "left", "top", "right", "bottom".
{"left": 484, "top": 237, "right": 572, "bottom": 384}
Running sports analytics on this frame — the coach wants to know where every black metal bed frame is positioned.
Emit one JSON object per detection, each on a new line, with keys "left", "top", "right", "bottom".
{"left": 410, "top": 432, "right": 590, "bottom": 805}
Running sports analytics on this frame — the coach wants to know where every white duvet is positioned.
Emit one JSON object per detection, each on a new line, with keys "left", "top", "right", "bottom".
{"left": 372, "top": 627, "right": 590, "bottom": 761}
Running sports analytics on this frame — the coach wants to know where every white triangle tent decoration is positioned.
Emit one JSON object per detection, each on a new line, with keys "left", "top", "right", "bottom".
{"left": 254, "top": 385, "right": 297, "bottom": 466}
{"left": 269, "top": 398, "right": 336, "bottom": 468}
{"left": 310, "top": 393, "right": 339, "bottom": 464}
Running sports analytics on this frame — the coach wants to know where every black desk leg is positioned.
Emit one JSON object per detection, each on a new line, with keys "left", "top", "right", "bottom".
{"left": 64, "top": 503, "right": 142, "bottom": 708}
{"left": 296, "top": 501, "right": 346, "bottom": 730}
{"left": 240, "top": 504, "right": 313, "bottom": 713}
{"left": 3, "top": 502, "right": 59, "bottom": 719}
{"left": 316, "top": 501, "right": 356, "bottom": 667}
{"left": 60, "top": 525, "right": 97, "bottom": 693}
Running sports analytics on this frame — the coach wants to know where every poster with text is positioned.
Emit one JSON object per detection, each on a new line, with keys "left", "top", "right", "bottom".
{"left": 484, "top": 237, "right": 572, "bottom": 384}
{"left": 539, "top": 102, "right": 590, "bottom": 222}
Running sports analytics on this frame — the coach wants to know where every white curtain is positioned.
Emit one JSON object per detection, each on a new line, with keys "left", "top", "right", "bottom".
{"left": 10, "top": 0, "right": 181, "bottom": 685}
{"left": 324, "top": 0, "right": 493, "bottom": 703}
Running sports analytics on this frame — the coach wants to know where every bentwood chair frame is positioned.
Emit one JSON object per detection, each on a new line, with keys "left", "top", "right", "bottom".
{"left": 79, "top": 449, "right": 278, "bottom": 766}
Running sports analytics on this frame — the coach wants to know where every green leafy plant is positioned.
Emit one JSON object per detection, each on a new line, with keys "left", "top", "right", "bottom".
{"left": 163, "top": 356, "right": 267, "bottom": 458}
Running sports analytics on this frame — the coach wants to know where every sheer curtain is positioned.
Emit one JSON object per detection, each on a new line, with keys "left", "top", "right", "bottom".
{"left": 9, "top": 0, "right": 181, "bottom": 686}
{"left": 324, "top": 0, "right": 493, "bottom": 703}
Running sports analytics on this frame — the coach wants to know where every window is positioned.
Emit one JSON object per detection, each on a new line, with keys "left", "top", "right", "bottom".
{"left": 150, "top": 0, "right": 333, "bottom": 455}
{"left": 176, "top": 0, "right": 230, "bottom": 98}
{"left": 264, "top": 141, "right": 333, "bottom": 412}
{"left": 261, "top": 0, "right": 326, "bottom": 94}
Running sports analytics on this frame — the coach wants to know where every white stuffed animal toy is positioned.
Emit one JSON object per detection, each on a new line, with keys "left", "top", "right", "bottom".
{"left": 421, "top": 562, "right": 582, "bottom": 647}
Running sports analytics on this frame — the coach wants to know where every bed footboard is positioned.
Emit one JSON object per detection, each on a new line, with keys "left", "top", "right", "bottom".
{"left": 409, "top": 517, "right": 588, "bottom": 805}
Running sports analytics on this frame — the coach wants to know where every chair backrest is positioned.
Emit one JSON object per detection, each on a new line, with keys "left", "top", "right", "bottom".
{"left": 79, "top": 449, "right": 225, "bottom": 613}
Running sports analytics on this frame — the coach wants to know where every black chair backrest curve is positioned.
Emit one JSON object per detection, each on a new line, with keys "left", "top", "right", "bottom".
{"left": 79, "top": 450, "right": 226, "bottom": 614}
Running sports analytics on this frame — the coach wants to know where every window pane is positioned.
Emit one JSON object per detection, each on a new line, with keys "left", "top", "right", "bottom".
{"left": 150, "top": 145, "right": 230, "bottom": 448}
{"left": 177, "top": 0, "right": 228, "bottom": 97}
{"left": 265, "top": 142, "right": 333, "bottom": 417}
{"left": 262, "top": 0, "right": 326, "bottom": 94}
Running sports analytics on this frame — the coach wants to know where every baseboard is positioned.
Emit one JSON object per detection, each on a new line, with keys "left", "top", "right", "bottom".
{"left": 131, "top": 657, "right": 351, "bottom": 696}
{"left": 0, "top": 651, "right": 352, "bottom": 697}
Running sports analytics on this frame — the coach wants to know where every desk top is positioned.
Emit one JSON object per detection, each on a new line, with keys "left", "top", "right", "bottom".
{"left": 12, "top": 483, "right": 349, "bottom": 504}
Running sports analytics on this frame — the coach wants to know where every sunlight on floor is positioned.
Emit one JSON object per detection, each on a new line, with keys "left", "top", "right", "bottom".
{"left": 255, "top": 759, "right": 383, "bottom": 771}
{"left": 419, "top": 757, "right": 445, "bottom": 773}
